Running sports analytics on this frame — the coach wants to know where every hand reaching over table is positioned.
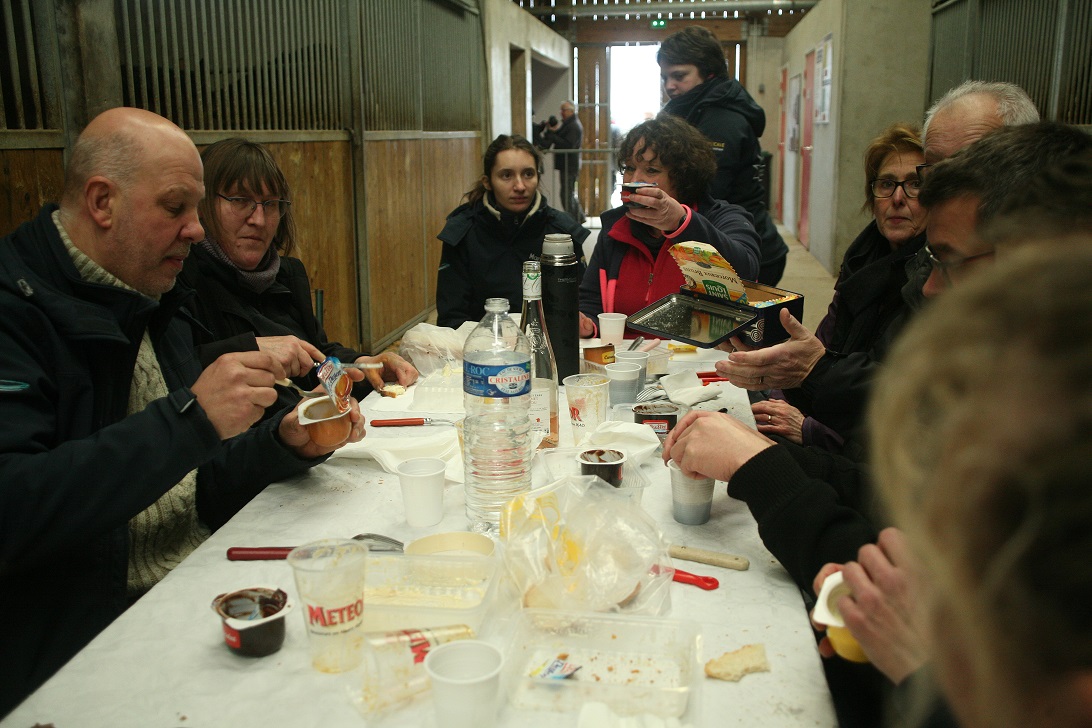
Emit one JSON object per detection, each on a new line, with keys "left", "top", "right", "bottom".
{"left": 355, "top": 352, "right": 418, "bottom": 390}
{"left": 192, "top": 351, "right": 285, "bottom": 439}
{"left": 662, "top": 410, "right": 775, "bottom": 483}
{"left": 256, "top": 335, "right": 325, "bottom": 378}
{"left": 715, "top": 308, "right": 825, "bottom": 390}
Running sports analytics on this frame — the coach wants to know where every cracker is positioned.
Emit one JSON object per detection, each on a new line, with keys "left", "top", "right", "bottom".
{"left": 704, "top": 643, "right": 769, "bottom": 682}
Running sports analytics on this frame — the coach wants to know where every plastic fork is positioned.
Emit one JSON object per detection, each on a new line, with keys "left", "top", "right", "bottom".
{"left": 635, "top": 384, "right": 667, "bottom": 402}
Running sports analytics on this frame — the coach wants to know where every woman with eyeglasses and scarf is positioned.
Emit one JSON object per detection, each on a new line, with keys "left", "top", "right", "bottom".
{"left": 180, "top": 138, "right": 417, "bottom": 417}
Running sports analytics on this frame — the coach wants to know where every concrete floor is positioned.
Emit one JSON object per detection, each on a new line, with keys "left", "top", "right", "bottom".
{"left": 774, "top": 224, "right": 837, "bottom": 332}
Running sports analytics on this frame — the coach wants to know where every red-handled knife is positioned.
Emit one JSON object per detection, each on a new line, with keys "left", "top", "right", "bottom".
{"left": 227, "top": 547, "right": 294, "bottom": 560}
{"left": 368, "top": 417, "right": 459, "bottom": 427}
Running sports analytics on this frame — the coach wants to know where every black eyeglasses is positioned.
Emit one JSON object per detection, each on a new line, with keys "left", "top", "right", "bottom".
{"left": 915, "top": 163, "right": 933, "bottom": 180}
{"left": 217, "top": 194, "right": 291, "bottom": 218}
{"left": 870, "top": 178, "right": 922, "bottom": 199}
{"left": 924, "top": 242, "right": 994, "bottom": 283}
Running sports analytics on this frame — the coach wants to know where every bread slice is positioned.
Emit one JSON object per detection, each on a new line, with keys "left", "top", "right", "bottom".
{"left": 379, "top": 384, "right": 405, "bottom": 398}
{"left": 704, "top": 643, "right": 769, "bottom": 682}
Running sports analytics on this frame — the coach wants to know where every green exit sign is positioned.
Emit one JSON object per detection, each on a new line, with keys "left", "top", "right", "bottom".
{"left": 650, "top": 19, "right": 666, "bottom": 29}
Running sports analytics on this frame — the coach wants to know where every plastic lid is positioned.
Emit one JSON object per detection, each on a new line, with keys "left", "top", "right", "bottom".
{"left": 542, "top": 233, "right": 574, "bottom": 256}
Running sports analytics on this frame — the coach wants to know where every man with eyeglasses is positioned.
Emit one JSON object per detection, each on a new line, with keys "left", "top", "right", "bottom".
{"left": 664, "top": 119, "right": 1092, "bottom": 725}
{"left": 0, "top": 108, "right": 368, "bottom": 716}
{"left": 719, "top": 81, "right": 1039, "bottom": 435}
{"left": 917, "top": 121, "right": 1092, "bottom": 299}
{"left": 901, "top": 80, "right": 1040, "bottom": 306}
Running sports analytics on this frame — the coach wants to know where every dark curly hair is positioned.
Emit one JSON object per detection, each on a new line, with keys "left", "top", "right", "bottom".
{"left": 619, "top": 114, "right": 716, "bottom": 204}
{"left": 656, "top": 26, "right": 729, "bottom": 81}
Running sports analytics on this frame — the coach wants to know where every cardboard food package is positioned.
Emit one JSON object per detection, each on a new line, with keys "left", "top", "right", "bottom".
{"left": 626, "top": 242, "right": 804, "bottom": 348}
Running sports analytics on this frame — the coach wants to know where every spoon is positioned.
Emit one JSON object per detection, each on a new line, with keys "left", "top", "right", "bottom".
{"left": 226, "top": 533, "right": 405, "bottom": 560}
{"left": 275, "top": 379, "right": 326, "bottom": 398}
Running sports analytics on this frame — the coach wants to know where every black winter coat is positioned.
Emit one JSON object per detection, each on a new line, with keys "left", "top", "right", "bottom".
{"left": 0, "top": 206, "right": 318, "bottom": 716}
{"left": 663, "top": 77, "right": 789, "bottom": 272}
{"left": 178, "top": 245, "right": 370, "bottom": 411}
{"left": 785, "top": 223, "right": 925, "bottom": 441}
{"left": 436, "top": 195, "right": 588, "bottom": 328}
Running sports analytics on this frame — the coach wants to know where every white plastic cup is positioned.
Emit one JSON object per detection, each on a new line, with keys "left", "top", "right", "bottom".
{"left": 597, "top": 312, "right": 627, "bottom": 346}
{"left": 425, "top": 639, "right": 504, "bottom": 728}
{"left": 396, "top": 457, "right": 446, "bottom": 527}
{"left": 667, "top": 459, "right": 715, "bottom": 525}
{"left": 287, "top": 539, "right": 368, "bottom": 673}
{"left": 614, "top": 350, "right": 650, "bottom": 391}
{"left": 563, "top": 374, "right": 609, "bottom": 446}
{"left": 604, "top": 362, "right": 641, "bottom": 406}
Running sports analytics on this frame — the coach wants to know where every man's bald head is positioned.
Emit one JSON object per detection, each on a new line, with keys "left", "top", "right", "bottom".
{"left": 922, "top": 81, "right": 1039, "bottom": 163}
{"left": 62, "top": 107, "right": 198, "bottom": 208}
{"left": 57, "top": 108, "right": 205, "bottom": 296}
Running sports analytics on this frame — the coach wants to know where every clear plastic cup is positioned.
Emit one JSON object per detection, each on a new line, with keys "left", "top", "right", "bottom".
{"left": 287, "top": 539, "right": 368, "bottom": 673}
{"left": 562, "top": 374, "right": 609, "bottom": 446}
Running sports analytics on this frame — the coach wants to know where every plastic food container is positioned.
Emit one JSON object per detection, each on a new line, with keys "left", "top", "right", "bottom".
{"left": 533, "top": 447, "right": 651, "bottom": 506}
{"left": 504, "top": 609, "right": 702, "bottom": 719}
{"left": 362, "top": 553, "right": 498, "bottom": 633}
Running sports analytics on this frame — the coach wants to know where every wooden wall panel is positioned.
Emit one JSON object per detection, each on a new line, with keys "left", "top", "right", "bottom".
{"left": 364, "top": 139, "right": 426, "bottom": 345}
{"left": 576, "top": 46, "right": 613, "bottom": 218}
{"left": 421, "top": 136, "right": 482, "bottom": 312}
{"left": 265, "top": 141, "right": 360, "bottom": 352}
{"left": 0, "top": 149, "right": 65, "bottom": 236}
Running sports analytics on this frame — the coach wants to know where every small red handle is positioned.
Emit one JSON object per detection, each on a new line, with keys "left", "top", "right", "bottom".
{"left": 672, "top": 567, "right": 719, "bottom": 590}
{"left": 227, "top": 547, "right": 293, "bottom": 560}
{"left": 369, "top": 418, "right": 426, "bottom": 427}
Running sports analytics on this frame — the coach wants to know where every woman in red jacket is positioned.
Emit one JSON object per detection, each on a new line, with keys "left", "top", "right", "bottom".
{"left": 578, "top": 113, "right": 761, "bottom": 337}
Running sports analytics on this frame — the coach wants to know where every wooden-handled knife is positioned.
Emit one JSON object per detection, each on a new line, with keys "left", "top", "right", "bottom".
{"left": 668, "top": 544, "right": 749, "bottom": 571}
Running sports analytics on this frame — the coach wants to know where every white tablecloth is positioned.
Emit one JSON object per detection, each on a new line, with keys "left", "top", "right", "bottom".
{"left": 3, "top": 348, "right": 835, "bottom": 727}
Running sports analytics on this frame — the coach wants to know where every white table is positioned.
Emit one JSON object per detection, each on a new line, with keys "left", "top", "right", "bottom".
{"left": 3, "top": 349, "right": 836, "bottom": 727}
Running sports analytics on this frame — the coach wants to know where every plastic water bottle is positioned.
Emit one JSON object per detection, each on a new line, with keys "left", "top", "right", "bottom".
{"left": 462, "top": 297, "right": 534, "bottom": 535}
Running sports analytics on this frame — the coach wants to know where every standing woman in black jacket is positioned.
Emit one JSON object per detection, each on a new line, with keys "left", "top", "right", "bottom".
{"left": 658, "top": 26, "right": 789, "bottom": 285}
{"left": 436, "top": 133, "right": 588, "bottom": 328}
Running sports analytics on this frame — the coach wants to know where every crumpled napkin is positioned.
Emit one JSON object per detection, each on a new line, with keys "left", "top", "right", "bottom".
{"left": 330, "top": 430, "right": 464, "bottom": 483}
{"left": 583, "top": 421, "right": 662, "bottom": 466}
{"left": 659, "top": 370, "right": 720, "bottom": 406}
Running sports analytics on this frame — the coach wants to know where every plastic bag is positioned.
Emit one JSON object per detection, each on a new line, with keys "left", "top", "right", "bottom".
{"left": 397, "top": 322, "right": 475, "bottom": 377}
{"left": 501, "top": 475, "right": 673, "bottom": 616}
